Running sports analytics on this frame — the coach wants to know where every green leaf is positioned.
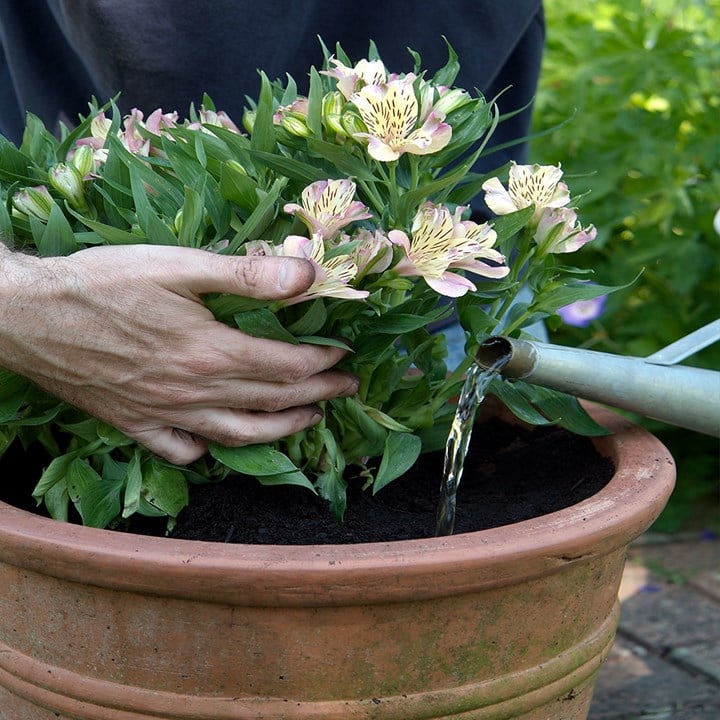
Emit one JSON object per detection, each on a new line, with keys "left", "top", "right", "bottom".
{"left": 233, "top": 308, "right": 299, "bottom": 344}
{"left": 336, "top": 397, "right": 387, "bottom": 458}
{"left": 177, "top": 185, "right": 203, "bottom": 247}
{"left": 286, "top": 298, "right": 327, "bottom": 335}
{"left": 220, "top": 162, "right": 260, "bottom": 209}
{"left": 296, "top": 335, "right": 352, "bottom": 351}
{"left": 373, "top": 432, "right": 422, "bottom": 494}
{"left": 96, "top": 422, "right": 134, "bottom": 447}
{"left": 0, "top": 370, "right": 30, "bottom": 422}
{"left": 491, "top": 205, "right": 535, "bottom": 244}
{"left": 129, "top": 166, "right": 178, "bottom": 245}
{"left": 432, "top": 37, "right": 461, "bottom": 87}
{"left": 107, "top": 135, "right": 183, "bottom": 210}
{"left": 70, "top": 213, "right": 147, "bottom": 244}
{"left": 32, "top": 452, "right": 76, "bottom": 501}
{"left": 306, "top": 139, "right": 378, "bottom": 181}
{"left": 533, "top": 278, "right": 636, "bottom": 315}
{"left": 204, "top": 293, "right": 269, "bottom": 320}
{"left": 315, "top": 467, "right": 347, "bottom": 522}
{"left": 251, "top": 73, "right": 278, "bottom": 154}
{"left": 306, "top": 66, "right": 324, "bottom": 137}
{"left": 66, "top": 457, "right": 122, "bottom": 528}
{"left": 361, "top": 311, "right": 445, "bottom": 335}
{"left": 43, "top": 478, "right": 69, "bottom": 522}
{"left": 209, "top": 443, "right": 300, "bottom": 476}
{"left": 225, "top": 178, "right": 285, "bottom": 253}
{"left": 245, "top": 149, "right": 326, "bottom": 184}
{"left": 489, "top": 379, "right": 552, "bottom": 426}
{"left": 516, "top": 383, "right": 611, "bottom": 436}
{"left": 357, "top": 402, "right": 411, "bottom": 432}
{"left": 122, "top": 450, "right": 143, "bottom": 518}
{"left": 0, "top": 195, "right": 13, "bottom": 245}
{"left": 141, "top": 458, "right": 190, "bottom": 517}
{"left": 256, "top": 469, "right": 316, "bottom": 493}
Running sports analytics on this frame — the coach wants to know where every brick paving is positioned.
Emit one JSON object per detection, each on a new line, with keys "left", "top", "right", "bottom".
{"left": 589, "top": 533, "right": 720, "bottom": 719}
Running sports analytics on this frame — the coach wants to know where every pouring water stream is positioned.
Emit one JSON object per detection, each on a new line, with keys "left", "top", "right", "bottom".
{"left": 435, "top": 340, "right": 511, "bottom": 537}
{"left": 434, "top": 320, "right": 720, "bottom": 536}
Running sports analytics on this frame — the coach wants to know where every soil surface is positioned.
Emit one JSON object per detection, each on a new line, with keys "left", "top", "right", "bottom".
{"left": 1, "top": 419, "right": 614, "bottom": 545}
{"left": 171, "top": 419, "right": 613, "bottom": 544}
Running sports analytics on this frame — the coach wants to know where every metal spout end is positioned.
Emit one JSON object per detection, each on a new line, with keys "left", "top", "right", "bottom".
{"left": 476, "top": 336, "right": 538, "bottom": 379}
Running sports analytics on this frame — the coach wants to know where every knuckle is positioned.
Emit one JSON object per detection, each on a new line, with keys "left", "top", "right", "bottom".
{"left": 234, "top": 257, "right": 263, "bottom": 292}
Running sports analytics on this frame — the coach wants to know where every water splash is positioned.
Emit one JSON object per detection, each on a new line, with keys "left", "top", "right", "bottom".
{"left": 435, "top": 346, "right": 511, "bottom": 536}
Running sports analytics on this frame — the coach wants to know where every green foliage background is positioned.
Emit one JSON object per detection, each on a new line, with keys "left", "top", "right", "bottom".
{"left": 531, "top": 0, "right": 719, "bottom": 531}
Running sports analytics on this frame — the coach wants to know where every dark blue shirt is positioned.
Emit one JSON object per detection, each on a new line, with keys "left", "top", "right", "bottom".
{"left": 0, "top": 0, "right": 543, "bottom": 172}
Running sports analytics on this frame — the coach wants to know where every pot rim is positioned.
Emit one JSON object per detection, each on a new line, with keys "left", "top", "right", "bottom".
{"left": 0, "top": 404, "right": 675, "bottom": 606}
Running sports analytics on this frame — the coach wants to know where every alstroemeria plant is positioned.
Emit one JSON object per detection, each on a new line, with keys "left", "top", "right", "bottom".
{"left": 0, "top": 42, "right": 619, "bottom": 529}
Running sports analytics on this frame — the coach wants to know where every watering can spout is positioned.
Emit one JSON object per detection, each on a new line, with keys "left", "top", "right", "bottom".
{"left": 476, "top": 321, "right": 720, "bottom": 437}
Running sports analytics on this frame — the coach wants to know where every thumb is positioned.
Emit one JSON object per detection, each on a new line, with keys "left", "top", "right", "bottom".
{"left": 179, "top": 253, "right": 316, "bottom": 300}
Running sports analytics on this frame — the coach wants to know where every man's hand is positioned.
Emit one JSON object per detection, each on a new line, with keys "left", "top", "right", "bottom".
{"left": 0, "top": 244, "right": 358, "bottom": 464}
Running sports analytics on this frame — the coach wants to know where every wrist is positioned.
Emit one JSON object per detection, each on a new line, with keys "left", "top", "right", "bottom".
{"left": 0, "top": 246, "right": 57, "bottom": 373}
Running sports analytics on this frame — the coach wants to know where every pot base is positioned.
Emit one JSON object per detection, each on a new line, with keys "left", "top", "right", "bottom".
{"left": 0, "top": 406, "right": 675, "bottom": 720}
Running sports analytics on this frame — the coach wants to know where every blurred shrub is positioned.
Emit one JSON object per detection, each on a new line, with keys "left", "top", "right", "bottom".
{"left": 531, "top": 0, "right": 719, "bottom": 531}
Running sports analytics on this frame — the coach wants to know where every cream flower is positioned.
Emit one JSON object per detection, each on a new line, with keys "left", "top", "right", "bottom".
{"left": 280, "top": 234, "right": 369, "bottom": 304}
{"left": 284, "top": 179, "right": 372, "bottom": 241}
{"left": 323, "top": 57, "right": 388, "bottom": 99}
{"left": 350, "top": 77, "right": 452, "bottom": 162}
{"left": 388, "top": 203, "right": 508, "bottom": 297}
{"left": 482, "top": 162, "right": 571, "bottom": 223}
{"left": 247, "top": 235, "right": 368, "bottom": 304}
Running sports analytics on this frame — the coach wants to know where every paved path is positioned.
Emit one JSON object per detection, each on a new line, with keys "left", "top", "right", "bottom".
{"left": 589, "top": 532, "right": 719, "bottom": 719}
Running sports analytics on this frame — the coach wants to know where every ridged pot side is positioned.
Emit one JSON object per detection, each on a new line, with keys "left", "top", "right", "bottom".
{"left": 0, "top": 406, "right": 675, "bottom": 720}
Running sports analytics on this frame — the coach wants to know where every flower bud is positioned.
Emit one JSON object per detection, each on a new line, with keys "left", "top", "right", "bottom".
{"left": 433, "top": 88, "right": 471, "bottom": 116}
{"left": 322, "top": 92, "right": 347, "bottom": 136}
{"left": 71, "top": 144, "right": 95, "bottom": 178}
{"left": 225, "top": 159, "right": 248, "bottom": 176}
{"left": 280, "top": 113, "right": 311, "bottom": 138}
{"left": 173, "top": 209, "right": 184, "bottom": 235}
{"left": 12, "top": 186, "right": 54, "bottom": 221}
{"left": 242, "top": 109, "right": 256, "bottom": 134}
{"left": 341, "top": 112, "right": 367, "bottom": 137}
{"left": 48, "top": 163, "right": 86, "bottom": 209}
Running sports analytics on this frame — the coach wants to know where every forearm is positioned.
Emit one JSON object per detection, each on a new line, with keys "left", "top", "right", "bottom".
{"left": 0, "top": 243, "right": 61, "bottom": 375}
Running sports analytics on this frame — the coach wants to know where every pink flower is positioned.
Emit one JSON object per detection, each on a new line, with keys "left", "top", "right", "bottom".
{"left": 534, "top": 207, "right": 597, "bottom": 254}
{"left": 144, "top": 108, "right": 179, "bottom": 134}
{"left": 347, "top": 229, "right": 393, "bottom": 276}
{"left": 284, "top": 179, "right": 372, "bottom": 241}
{"left": 121, "top": 109, "right": 151, "bottom": 156}
{"left": 388, "top": 203, "right": 508, "bottom": 297}
{"left": 273, "top": 98, "right": 309, "bottom": 125}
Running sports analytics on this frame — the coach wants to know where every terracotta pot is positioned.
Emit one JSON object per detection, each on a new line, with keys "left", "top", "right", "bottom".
{"left": 0, "top": 405, "right": 674, "bottom": 720}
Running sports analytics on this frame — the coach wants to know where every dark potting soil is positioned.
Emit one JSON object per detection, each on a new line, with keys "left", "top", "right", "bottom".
{"left": 168, "top": 419, "right": 614, "bottom": 544}
{"left": 0, "top": 419, "right": 614, "bottom": 545}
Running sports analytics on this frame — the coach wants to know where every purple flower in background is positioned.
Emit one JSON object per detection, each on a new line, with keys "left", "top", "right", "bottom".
{"left": 558, "top": 294, "right": 607, "bottom": 327}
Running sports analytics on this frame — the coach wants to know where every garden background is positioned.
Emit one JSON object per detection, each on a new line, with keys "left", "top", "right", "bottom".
{"left": 531, "top": 0, "right": 719, "bottom": 532}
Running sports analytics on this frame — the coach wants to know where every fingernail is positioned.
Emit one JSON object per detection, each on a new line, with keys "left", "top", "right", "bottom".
{"left": 341, "top": 374, "right": 360, "bottom": 396}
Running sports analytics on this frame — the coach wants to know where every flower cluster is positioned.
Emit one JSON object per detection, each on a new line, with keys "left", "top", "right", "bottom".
{"left": 0, "top": 43, "right": 613, "bottom": 529}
